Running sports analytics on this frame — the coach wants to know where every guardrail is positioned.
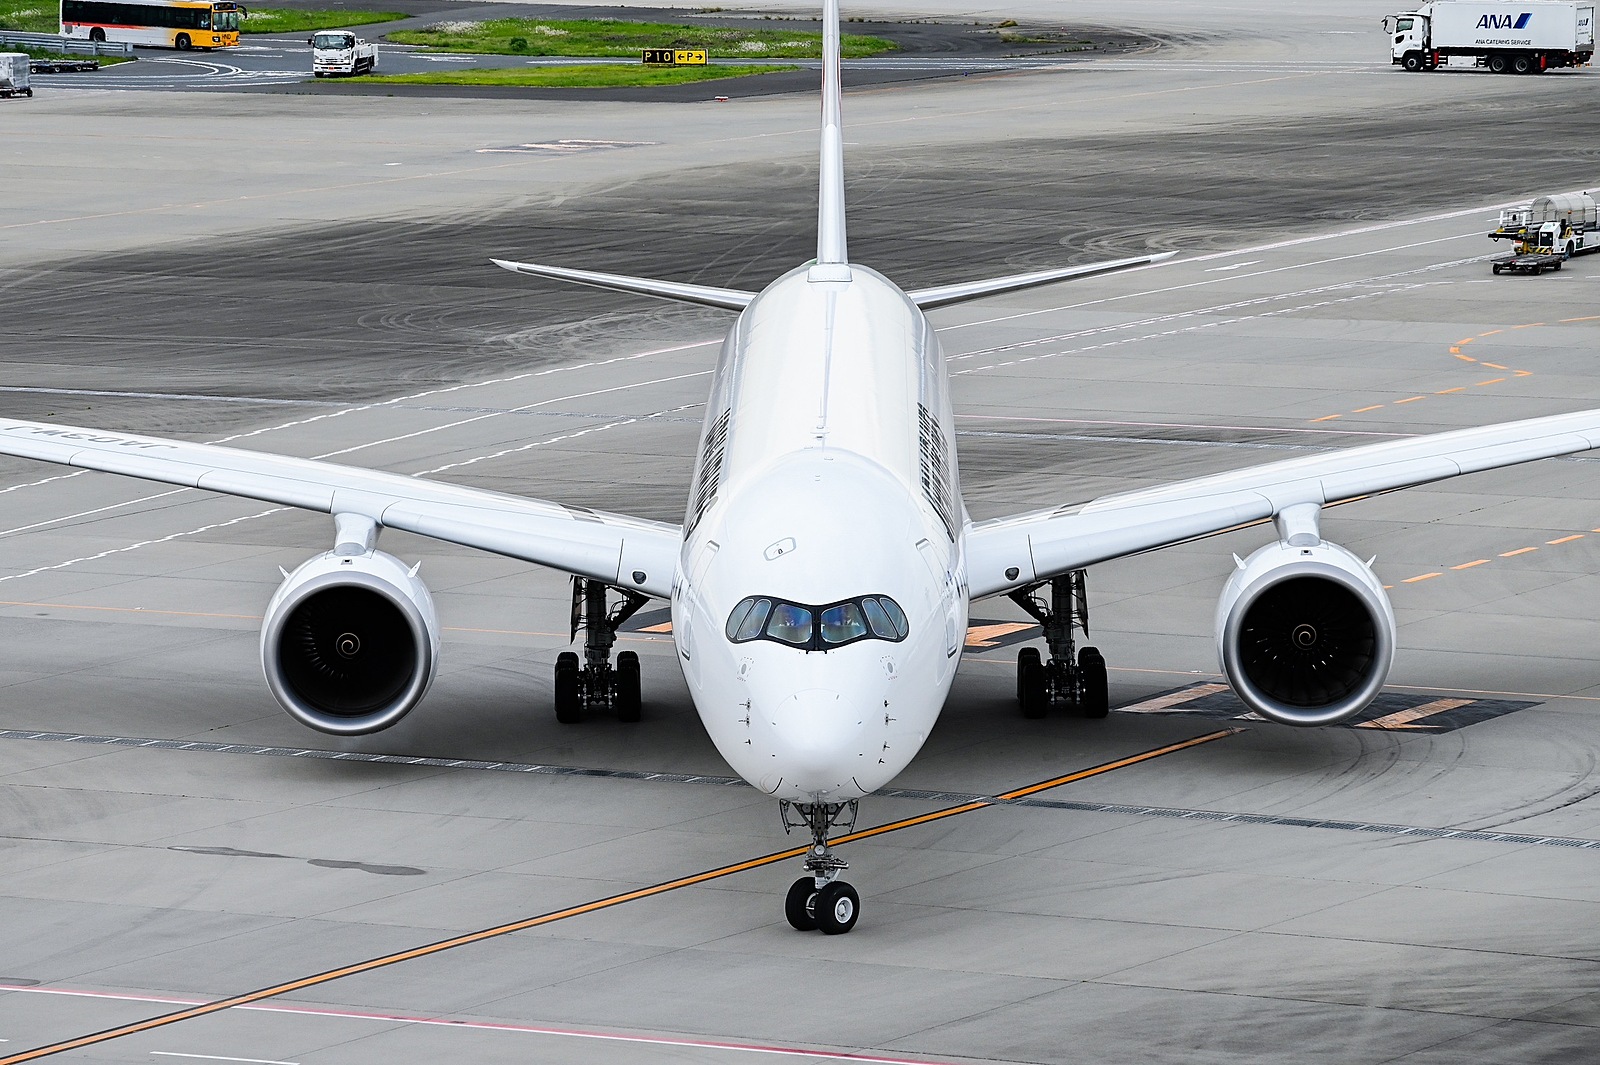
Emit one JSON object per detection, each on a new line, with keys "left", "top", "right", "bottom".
{"left": 0, "top": 30, "right": 133, "bottom": 57}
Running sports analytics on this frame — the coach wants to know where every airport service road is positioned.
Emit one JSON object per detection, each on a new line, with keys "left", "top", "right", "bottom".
{"left": 5, "top": 20, "right": 1600, "bottom": 1065}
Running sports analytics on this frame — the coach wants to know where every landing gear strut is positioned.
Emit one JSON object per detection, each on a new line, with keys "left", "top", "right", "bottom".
{"left": 780, "top": 799, "right": 860, "bottom": 934}
{"left": 1008, "top": 570, "right": 1109, "bottom": 719}
{"left": 553, "top": 576, "right": 648, "bottom": 723}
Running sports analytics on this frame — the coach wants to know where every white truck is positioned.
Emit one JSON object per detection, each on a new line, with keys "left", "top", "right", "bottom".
{"left": 310, "top": 31, "right": 377, "bottom": 76}
{"left": 1383, "top": 1, "right": 1594, "bottom": 72}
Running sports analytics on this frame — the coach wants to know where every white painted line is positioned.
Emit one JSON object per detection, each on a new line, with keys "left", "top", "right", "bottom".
{"left": 1204, "top": 260, "right": 1262, "bottom": 272}
{"left": 152, "top": 1049, "right": 300, "bottom": 1055}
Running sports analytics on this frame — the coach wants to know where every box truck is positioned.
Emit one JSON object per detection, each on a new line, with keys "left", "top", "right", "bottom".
{"left": 1383, "top": 1, "right": 1594, "bottom": 72}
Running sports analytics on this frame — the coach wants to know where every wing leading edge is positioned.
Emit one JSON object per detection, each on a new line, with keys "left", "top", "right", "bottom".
{"left": 965, "top": 407, "right": 1600, "bottom": 599}
{"left": 0, "top": 419, "right": 682, "bottom": 599}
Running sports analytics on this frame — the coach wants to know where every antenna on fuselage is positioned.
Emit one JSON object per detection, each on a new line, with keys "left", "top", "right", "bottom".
{"left": 812, "top": 0, "right": 850, "bottom": 278}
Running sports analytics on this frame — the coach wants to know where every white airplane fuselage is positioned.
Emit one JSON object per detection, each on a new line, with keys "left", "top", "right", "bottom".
{"left": 671, "top": 263, "right": 968, "bottom": 803}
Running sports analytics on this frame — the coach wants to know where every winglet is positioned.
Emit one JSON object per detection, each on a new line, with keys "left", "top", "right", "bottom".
{"left": 491, "top": 258, "right": 755, "bottom": 311}
{"left": 813, "top": 0, "right": 849, "bottom": 271}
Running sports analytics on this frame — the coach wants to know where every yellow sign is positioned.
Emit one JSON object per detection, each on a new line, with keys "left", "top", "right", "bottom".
{"left": 641, "top": 48, "right": 707, "bottom": 66}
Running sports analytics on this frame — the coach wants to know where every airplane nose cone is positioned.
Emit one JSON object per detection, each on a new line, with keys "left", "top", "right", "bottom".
{"left": 766, "top": 687, "right": 870, "bottom": 794}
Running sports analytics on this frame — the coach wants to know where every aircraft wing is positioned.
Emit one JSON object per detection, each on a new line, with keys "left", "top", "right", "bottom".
{"left": 964, "top": 407, "right": 1600, "bottom": 599}
{"left": 0, "top": 418, "right": 682, "bottom": 599}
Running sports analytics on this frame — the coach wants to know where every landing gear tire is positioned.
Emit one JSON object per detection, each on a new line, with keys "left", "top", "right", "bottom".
{"left": 615, "top": 650, "right": 642, "bottom": 723}
{"left": 815, "top": 881, "right": 860, "bottom": 935}
{"left": 1019, "top": 657, "right": 1049, "bottom": 719}
{"left": 1016, "top": 646, "right": 1041, "bottom": 703}
{"left": 554, "top": 651, "right": 581, "bottom": 724}
{"left": 784, "top": 877, "right": 819, "bottom": 931}
{"left": 1078, "top": 647, "right": 1109, "bottom": 718}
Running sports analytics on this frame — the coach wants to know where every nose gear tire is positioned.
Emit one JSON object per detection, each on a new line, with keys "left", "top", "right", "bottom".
{"left": 815, "top": 881, "right": 859, "bottom": 934}
{"left": 784, "top": 877, "right": 820, "bottom": 931}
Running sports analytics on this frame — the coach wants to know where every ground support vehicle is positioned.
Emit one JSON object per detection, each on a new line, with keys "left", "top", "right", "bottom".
{"left": 310, "top": 31, "right": 376, "bottom": 76}
{"left": 0, "top": 52, "right": 32, "bottom": 96}
{"left": 1489, "top": 192, "right": 1600, "bottom": 273}
{"left": 1492, "top": 251, "right": 1565, "bottom": 274}
{"left": 1384, "top": 1, "right": 1595, "bottom": 72}
{"left": 29, "top": 57, "right": 98, "bottom": 72}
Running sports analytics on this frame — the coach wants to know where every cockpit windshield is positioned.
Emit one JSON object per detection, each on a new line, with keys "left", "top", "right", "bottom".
{"left": 726, "top": 595, "right": 907, "bottom": 650}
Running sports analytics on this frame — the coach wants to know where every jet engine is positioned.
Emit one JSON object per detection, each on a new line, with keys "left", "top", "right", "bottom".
{"left": 260, "top": 549, "right": 440, "bottom": 735}
{"left": 1216, "top": 539, "right": 1394, "bottom": 726}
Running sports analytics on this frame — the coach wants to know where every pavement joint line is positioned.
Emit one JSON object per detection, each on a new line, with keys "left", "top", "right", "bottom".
{"left": 0, "top": 730, "right": 1240, "bottom": 1064}
{"left": 5, "top": 727, "right": 1591, "bottom": 847}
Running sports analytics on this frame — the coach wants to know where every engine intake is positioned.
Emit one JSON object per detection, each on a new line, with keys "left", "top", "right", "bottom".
{"left": 1217, "top": 540, "right": 1394, "bottom": 726}
{"left": 261, "top": 549, "right": 439, "bottom": 735}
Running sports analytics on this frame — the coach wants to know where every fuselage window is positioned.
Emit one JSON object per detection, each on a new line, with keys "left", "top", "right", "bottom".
{"left": 726, "top": 594, "right": 908, "bottom": 650}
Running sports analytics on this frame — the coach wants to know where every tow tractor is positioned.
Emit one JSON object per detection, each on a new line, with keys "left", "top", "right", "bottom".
{"left": 1489, "top": 191, "right": 1600, "bottom": 275}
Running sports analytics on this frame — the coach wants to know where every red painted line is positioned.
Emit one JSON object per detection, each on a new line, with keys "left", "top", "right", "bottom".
{"left": 0, "top": 985, "right": 951, "bottom": 1065}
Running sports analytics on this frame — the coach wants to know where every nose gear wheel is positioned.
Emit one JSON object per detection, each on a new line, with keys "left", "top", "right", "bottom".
{"left": 780, "top": 800, "right": 861, "bottom": 933}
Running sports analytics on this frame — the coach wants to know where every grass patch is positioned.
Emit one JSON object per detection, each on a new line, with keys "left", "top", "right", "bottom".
{"left": 243, "top": 8, "right": 404, "bottom": 34}
{"left": 357, "top": 62, "right": 794, "bottom": 87}
{"left": 0, "top": 0, "right": 57, "bottom": 32}
{"left": 387, "top": 17, "right": 894, "bottom": 59}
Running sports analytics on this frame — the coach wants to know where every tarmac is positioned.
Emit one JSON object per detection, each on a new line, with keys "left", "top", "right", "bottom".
{"left": 3, "top": 2, "right": 1600, "bottom": 1062}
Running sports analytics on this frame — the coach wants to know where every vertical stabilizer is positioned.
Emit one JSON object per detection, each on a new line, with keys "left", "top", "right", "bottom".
{"left": 813, "top": 0, "right": 849, "bottom": 274}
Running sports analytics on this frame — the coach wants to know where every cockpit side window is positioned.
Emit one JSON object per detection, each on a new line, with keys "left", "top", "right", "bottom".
{"left": 726, "top": 594, "right": 908, "bottom": 650}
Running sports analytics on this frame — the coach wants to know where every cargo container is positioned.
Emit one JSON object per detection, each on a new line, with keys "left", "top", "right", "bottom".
{"left": 0, "top": 53, "right": 32, "bottom": 97}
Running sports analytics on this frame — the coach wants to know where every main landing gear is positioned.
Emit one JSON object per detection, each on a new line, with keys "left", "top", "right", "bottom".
{"left": 781, "top": 799, "right": 860, "bottom": 934}
{"left": 554, "top": 576, "right": 649, "bottom": 724}
{"left": 1009, "top": 570, "right": 1109, "bottom": 720}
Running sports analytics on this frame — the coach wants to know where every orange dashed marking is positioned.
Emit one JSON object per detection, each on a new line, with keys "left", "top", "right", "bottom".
{"left": 1458, "top": 337, "right": 1475, "bottom": 344}
{"left": 1436, "top": 387, "right": 1465, "bottom": 394}
{"left": 1514, "top": 369, "right": 1533, "bottom": 377}
{"left": 1478, "top": 329, "right": 1503, "bottom": 336}
{"left": 1354, "top": 405, "right": 1384, "bottom": 413}
{"left": 1403, "top": 572, "right": 1442, "bottom": 583}
{"left": 1452, "top": 559, "right": 1491, "bottom": 570}
{"left": 1312, "top": 414, "right": 1342, "bottom": 422}
{"left": 1395, "top": 396, "right": 1425, "bottom": 404}
{"left": 1512, "top": 322, "right": 1544, "bottom": 329}
{"left": 1560, "top": 316, "right": 1600, "bottom": 323}
{"left": 1481, "top": 362, "right": 1507, "bottom": 370}
{"left": 1501, "top": 547, "right": 1538, "bottom": 557}
{"left": 1454, "top": 353, "right": 1477, "bottom": 362}
{"left": 1548, "top": 535, "right": 1585, "bottom": 545}
{"left": 1476, "top": 378, "right": 1506, "bottom": 386}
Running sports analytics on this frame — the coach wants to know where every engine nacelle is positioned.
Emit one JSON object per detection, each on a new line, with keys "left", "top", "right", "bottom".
{"left": 261, "top": 549, "right": 440, "bottom": 735}
{"left": 1216, "top": 540, "right": 1395, "bottom": 726}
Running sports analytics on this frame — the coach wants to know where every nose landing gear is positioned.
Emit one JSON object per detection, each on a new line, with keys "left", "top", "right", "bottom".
{"left": 1010, "top": 570, "right": 1109, "bottom": 719}
{"left": 781, "top": 799, "right": 860, "bottom": 934}
{"left": 553, "top": 576, "right": 648, "bottom": 723}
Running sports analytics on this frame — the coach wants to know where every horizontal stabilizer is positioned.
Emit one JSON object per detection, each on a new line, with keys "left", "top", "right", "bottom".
{"left": 908, "top": 251, "right": 1175, "bottom": 310}
{"left": 491, "top": 258, "right": 755, "bottom": 311}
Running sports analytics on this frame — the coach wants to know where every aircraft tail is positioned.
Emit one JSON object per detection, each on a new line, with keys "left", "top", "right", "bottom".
{"left": 815, "top": 0, "right": 848, "bottom": 268}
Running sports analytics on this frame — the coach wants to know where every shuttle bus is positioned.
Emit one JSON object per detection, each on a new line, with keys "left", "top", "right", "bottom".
{"left": 60, "top": 0, "right": 241, "bottom": 49}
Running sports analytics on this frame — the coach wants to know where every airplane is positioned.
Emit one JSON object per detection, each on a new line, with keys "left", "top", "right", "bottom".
{"left": 6, "top": 2, "right": 1600, "bottom": 938}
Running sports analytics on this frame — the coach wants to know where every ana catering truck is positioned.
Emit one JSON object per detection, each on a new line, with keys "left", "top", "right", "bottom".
{"left": 1384, "top": 1, "right": 1594, "bottom": 72}
{"left": 310, "top": 31, "right": 377, "bottom": 76}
